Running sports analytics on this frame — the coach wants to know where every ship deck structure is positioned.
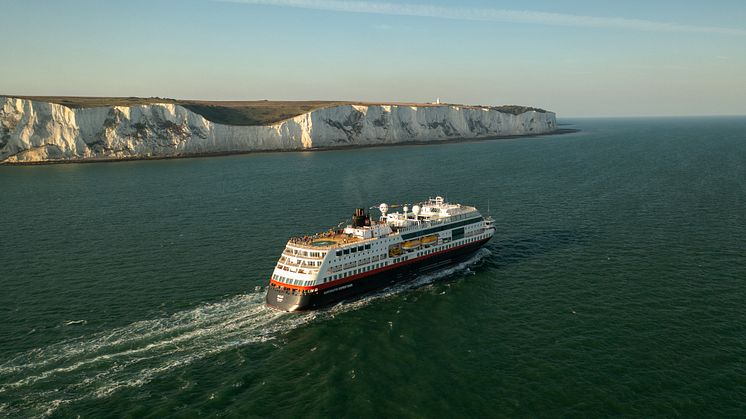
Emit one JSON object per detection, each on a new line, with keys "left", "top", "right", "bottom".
{"left": 266, "top": 196, "right": 495, "bottom": 311}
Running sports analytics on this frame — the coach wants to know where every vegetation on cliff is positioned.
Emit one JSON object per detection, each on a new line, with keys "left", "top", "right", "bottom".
{"left": 6, "top": 96, "right": 547, "bottom": 126}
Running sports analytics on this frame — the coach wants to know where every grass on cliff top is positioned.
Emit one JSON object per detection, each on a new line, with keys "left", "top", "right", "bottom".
{"left": 5, "top": 96, "right": 546, "bottom": 126}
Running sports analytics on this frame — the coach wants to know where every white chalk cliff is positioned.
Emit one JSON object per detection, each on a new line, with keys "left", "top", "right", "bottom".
{"left": 0, "top": 97, "right": 557, "bottom": 163}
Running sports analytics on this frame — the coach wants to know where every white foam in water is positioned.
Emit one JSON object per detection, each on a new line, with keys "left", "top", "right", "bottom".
{"left": 0, "top": 249, "right": 489, "bottom": 417}
{"left": 0, "top": 292, "right": 312, "bottom": 417}
{"left": 322, "top": 248, "right": 491, "bottom": 315}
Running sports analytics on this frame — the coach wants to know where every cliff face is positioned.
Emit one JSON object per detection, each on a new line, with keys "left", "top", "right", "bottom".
{"left": 0, "top": 97, "right": 557, "bottom": 163}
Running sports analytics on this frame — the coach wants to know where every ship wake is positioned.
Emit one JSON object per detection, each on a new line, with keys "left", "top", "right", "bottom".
{"left": 0, "top": 292, "right": 316, "bottom": 417}
{"left": 0, "top": 249, "right": 490, "bottom": 417}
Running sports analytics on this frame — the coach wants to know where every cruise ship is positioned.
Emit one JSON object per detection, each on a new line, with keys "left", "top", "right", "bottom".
{"left": 266, "top": 197, "right": 495, "bottom": 311}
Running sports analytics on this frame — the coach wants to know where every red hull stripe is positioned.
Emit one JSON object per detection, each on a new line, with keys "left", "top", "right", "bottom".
{"left": 269, "top": 236, "right": 491, "bottom": 292}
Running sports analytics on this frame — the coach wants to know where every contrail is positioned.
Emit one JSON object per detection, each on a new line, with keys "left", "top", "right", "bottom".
{"left": 215, "top": 0, "right": 746, "bottom": 36}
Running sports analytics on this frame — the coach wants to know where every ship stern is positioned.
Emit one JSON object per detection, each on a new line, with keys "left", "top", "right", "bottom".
{"left": 265, "top": 285, "right": 314, "bottom": 312}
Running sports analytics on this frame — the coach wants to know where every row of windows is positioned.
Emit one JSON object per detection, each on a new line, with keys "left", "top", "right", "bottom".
{"left": 397, "top": 212, "right": 478, "bottom": 233}
{"left": 278, "top": 257, "right": 322, "bottom": 268}
{"left": 323, "top": 261, "right": 389, "bottom": 283}
{"left": 418, "top": 248, "right": 439, "bottom": 257}
{"left": 272, "top": 273, "right": 313, "bottom": 287}
{"left": 318, "top": 231, "right": 491, "bottom": 286}
{"left": 270, "top": 282, "right": 318, "bottom": 296}
{"left": 393, "top": 231, "right": 487, "bottom": 263}
{"left": 400, "top": 217, "right": 483, "bottom": 241}
{"left": 284, "top": 248, "right": 326, "bottom": 258}
{"left": 335, "top": 243, "right": 372, "bottom": 256}
{"left": 328, "top": 253, "right": 386, "bottom": 273}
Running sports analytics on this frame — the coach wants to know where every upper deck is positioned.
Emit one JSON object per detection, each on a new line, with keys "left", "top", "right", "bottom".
{"left": 284, "top": 197, "right": 482, "bottom": 251}
{"left": 287, "top": 232, "right": 365, "bottom": 250}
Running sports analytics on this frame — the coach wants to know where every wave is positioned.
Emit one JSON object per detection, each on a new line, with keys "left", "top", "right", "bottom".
{"left": 326, "top": 247, "right": 490, "bottom": 313}
{"left": 0, "top": 249, "right": 489, "bottom": 417}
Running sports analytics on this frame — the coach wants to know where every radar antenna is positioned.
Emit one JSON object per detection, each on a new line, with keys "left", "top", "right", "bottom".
{"left": 378, "top": 203, "right": 389, "bottom": 217}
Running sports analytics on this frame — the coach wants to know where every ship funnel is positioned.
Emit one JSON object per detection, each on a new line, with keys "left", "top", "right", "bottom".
{"left": 352, "top": 208, "right": 368, "bottom": 228}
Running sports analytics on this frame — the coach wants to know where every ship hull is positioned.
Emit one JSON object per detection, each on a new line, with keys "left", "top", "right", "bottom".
{"left": 265, "top": 237, "right": 490, "bottom": 312}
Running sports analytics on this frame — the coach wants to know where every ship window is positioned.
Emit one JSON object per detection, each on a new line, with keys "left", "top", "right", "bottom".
{"left": 336, "top": 250, "right": 342, "bottom": 256}
{"left": 344, "top": 249, "right": 350, "bottom": 254}
{"left": 365, "top": 244, "right": 371, "bottom": 250}
{"left": 351, "top": 248, "right": 357, "bottom": 253}
{"left": 358, "top": 246, "right": 364, "bottom": 252}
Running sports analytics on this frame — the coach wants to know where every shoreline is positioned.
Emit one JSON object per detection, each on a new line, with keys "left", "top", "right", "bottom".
{"left": 1, "top": 128, "right": 579, "bottom": 166}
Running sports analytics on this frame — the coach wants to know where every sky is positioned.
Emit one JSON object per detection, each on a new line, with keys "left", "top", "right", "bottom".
{"left": 1, "top": 0, "right": 745, "bottom": 117}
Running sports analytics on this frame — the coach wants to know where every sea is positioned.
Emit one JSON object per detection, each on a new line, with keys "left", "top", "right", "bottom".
{"left": 1, "top": 117, "right": 745, "bottom": 417}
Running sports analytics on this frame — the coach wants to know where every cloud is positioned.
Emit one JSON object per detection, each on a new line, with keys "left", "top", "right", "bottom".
{"left": 215, "top": 0, "right": 746, "bottom": 36}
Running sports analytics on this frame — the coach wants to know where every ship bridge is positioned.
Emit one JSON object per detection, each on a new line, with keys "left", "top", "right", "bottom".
{"left": 383, "top": 196, "right": 478, "bottom": 229}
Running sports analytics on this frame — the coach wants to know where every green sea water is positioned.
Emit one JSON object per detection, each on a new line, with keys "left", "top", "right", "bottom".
{"left": 1, "top": 117, "right": 745, "bottom": 417}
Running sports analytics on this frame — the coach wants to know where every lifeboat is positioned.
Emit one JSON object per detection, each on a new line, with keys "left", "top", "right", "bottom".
{"left": 421, "top": 235, "right": 438, "bottom": 246}
{"left": 401, "top": 240, "right": 421, "bottom": 251}
{"left": 389, "top": 246, "right": 402, "bottom": 256}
